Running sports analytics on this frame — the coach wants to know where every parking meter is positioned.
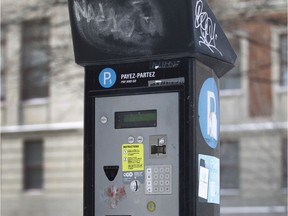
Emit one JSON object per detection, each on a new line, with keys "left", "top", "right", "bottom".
{"left": 68, "top": 0, "right": 236, "bottom": 216}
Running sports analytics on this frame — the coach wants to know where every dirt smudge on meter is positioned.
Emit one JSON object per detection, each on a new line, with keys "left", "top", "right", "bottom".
{"left": 73, "top": 0, "right": 164, "bottom": 54}
{"left": 103, "top": 185, "right": 127, "bottom": 209}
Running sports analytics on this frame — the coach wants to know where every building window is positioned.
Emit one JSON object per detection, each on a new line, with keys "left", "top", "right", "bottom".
{"left": 220, "top": 36, "right": 241, "bottom": 90}
{"left": 21, "top": 19, "right": 50, "bottom": 101}
{"left": 220, "top": 140, "right": 240, "bottom": 189}
{"left": 1, "top": 25, "right": 6, "bottom": 101}
{"left": 23, "top": 140, "right": 44, "bottom": 190}
{"left": 279, "top": 34, "right": 287, "bottom": 87}
{"left": 282, "top": 137, "right": 287, "bottom": 189}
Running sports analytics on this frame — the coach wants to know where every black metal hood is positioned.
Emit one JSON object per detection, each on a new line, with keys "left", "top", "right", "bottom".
{"left": 68, "top": 0, "right": 236, "bottom": 77}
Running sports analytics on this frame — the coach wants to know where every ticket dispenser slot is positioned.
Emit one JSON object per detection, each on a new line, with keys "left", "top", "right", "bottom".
{"left": 103, "top": 166, "right": 119, "bottom": 181}
{"left": 94, "top": 92, "right": 179, "bottom": 216}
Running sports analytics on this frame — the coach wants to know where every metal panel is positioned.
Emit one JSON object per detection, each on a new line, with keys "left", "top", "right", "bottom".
{"left": 95, "top": 92, "right": 179, "bottom": 215}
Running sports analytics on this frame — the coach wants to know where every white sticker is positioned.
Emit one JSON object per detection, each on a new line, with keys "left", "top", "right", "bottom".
{"left": 198, "top": 166, "right": 209, "bottom": 199}
{"left": 198, "top": 154, "right": 220, "bottom": 204}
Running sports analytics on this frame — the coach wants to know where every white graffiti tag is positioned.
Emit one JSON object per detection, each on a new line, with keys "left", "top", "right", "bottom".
{"left": 194, "top": 0, "right": 223, "bottom": 56}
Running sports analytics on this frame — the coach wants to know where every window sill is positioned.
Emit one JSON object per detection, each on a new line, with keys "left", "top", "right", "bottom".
{"left": 221, "top": 189, "right": 240, "bottom": 196}
{"left": 21, "top": 98, "right": 49, "bottom": 106}
{"left": 276, "top": 86, "right": 288, "bottom": 94}
{"left": 23, "top": 189, "right": 43, "bottom": 195}
{"left": 220, "top": 89, "right": 243, "bottom": 97}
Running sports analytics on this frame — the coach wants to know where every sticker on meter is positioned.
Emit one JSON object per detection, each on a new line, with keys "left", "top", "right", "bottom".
{"left": 198, "top": 78, "right": 219, "bottom": 149}
{"left": 122, "top": 144, "right": 144, "bottom": 171}
{"left": 122, "top": 144, "right": 145, "bottom": 184}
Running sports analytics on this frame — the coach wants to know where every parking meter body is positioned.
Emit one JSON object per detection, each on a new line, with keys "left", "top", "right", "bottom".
{"left": 68, "top": 0, "right": 236, "bottom": 215}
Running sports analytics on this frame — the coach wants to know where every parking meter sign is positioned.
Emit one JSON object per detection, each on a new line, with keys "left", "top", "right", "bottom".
{"left": 98, "top": 68, "right": 117, "bottom": 88}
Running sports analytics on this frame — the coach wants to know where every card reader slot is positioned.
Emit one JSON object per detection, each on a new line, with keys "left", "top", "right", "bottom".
{"left": 151, "top": 145, "right": 166, "bottom": 155}
{"left": 150, "top": 135, "right": 167, "bottom": 158}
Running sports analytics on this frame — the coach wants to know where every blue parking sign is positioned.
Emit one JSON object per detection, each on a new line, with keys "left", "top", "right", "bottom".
{"left": 99, "top": 68, "right": 117, "bottom": 88}
{"left": 198, "top": 78, "right": 219, "bottom": 149}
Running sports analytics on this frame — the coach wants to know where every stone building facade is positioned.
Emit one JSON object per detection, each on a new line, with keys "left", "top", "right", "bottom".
{"left": 213, "top": 0, "right": 287, "bottom": 215}
{"left": 1, "top": 1, "right": 83, "bottom": 216}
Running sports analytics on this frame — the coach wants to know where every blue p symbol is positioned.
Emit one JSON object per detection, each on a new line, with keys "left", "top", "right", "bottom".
{"left": 99, "top": 68, "right": 117, "bottom": 88}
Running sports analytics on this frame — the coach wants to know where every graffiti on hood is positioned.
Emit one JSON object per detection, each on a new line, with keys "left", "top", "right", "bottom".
{"left": 194, "top": 0, "right": 223, "bottom": 56}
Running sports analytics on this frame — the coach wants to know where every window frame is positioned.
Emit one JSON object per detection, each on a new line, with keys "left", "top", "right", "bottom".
{"left": 1, "top": 25, "right": 7, "bottom": 102}
{"left": 271, "top": 27, "right": 288, "bottom": 93}
{"left": 20, "top": 19, "right": 50, "bottom": 101}
{"left": 23, "top": 139, "right": 44, "bottom": 191}
{"left": 220, "top": 31, "right": 248, "bottom": 95}
{"left": 220, "top": 140, "right": 240, "bottom": 195}
{"left": 281, "top": 137, "right": 287, "bottom": 189}
{"left": 279, "top": 34, "right": 287, "bottom": 88}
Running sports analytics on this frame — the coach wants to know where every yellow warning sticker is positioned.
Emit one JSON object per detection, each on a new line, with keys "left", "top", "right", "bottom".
{"left": 122, "top": 144, "right": 144, "bottom": 172}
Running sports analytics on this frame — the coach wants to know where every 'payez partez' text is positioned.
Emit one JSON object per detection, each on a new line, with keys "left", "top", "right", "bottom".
{"left": 121, "top": 72, "right": 155, "bottom": 80}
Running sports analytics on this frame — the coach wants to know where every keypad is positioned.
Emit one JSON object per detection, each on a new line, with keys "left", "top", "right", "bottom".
{"left": 145, "top": 165, "right": 172, "bottom": 195}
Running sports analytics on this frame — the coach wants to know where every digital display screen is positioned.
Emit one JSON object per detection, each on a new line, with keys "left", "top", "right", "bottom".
{"left": 115, "top": 110, "right": 157, "bottom": 129}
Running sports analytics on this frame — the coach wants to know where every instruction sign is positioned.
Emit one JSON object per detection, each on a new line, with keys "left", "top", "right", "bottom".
{"left": 122, "top": 144, "right": 145, "bottom": 184}
{"left": 122, "top": 144, "right": 144, "bottom": 171}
